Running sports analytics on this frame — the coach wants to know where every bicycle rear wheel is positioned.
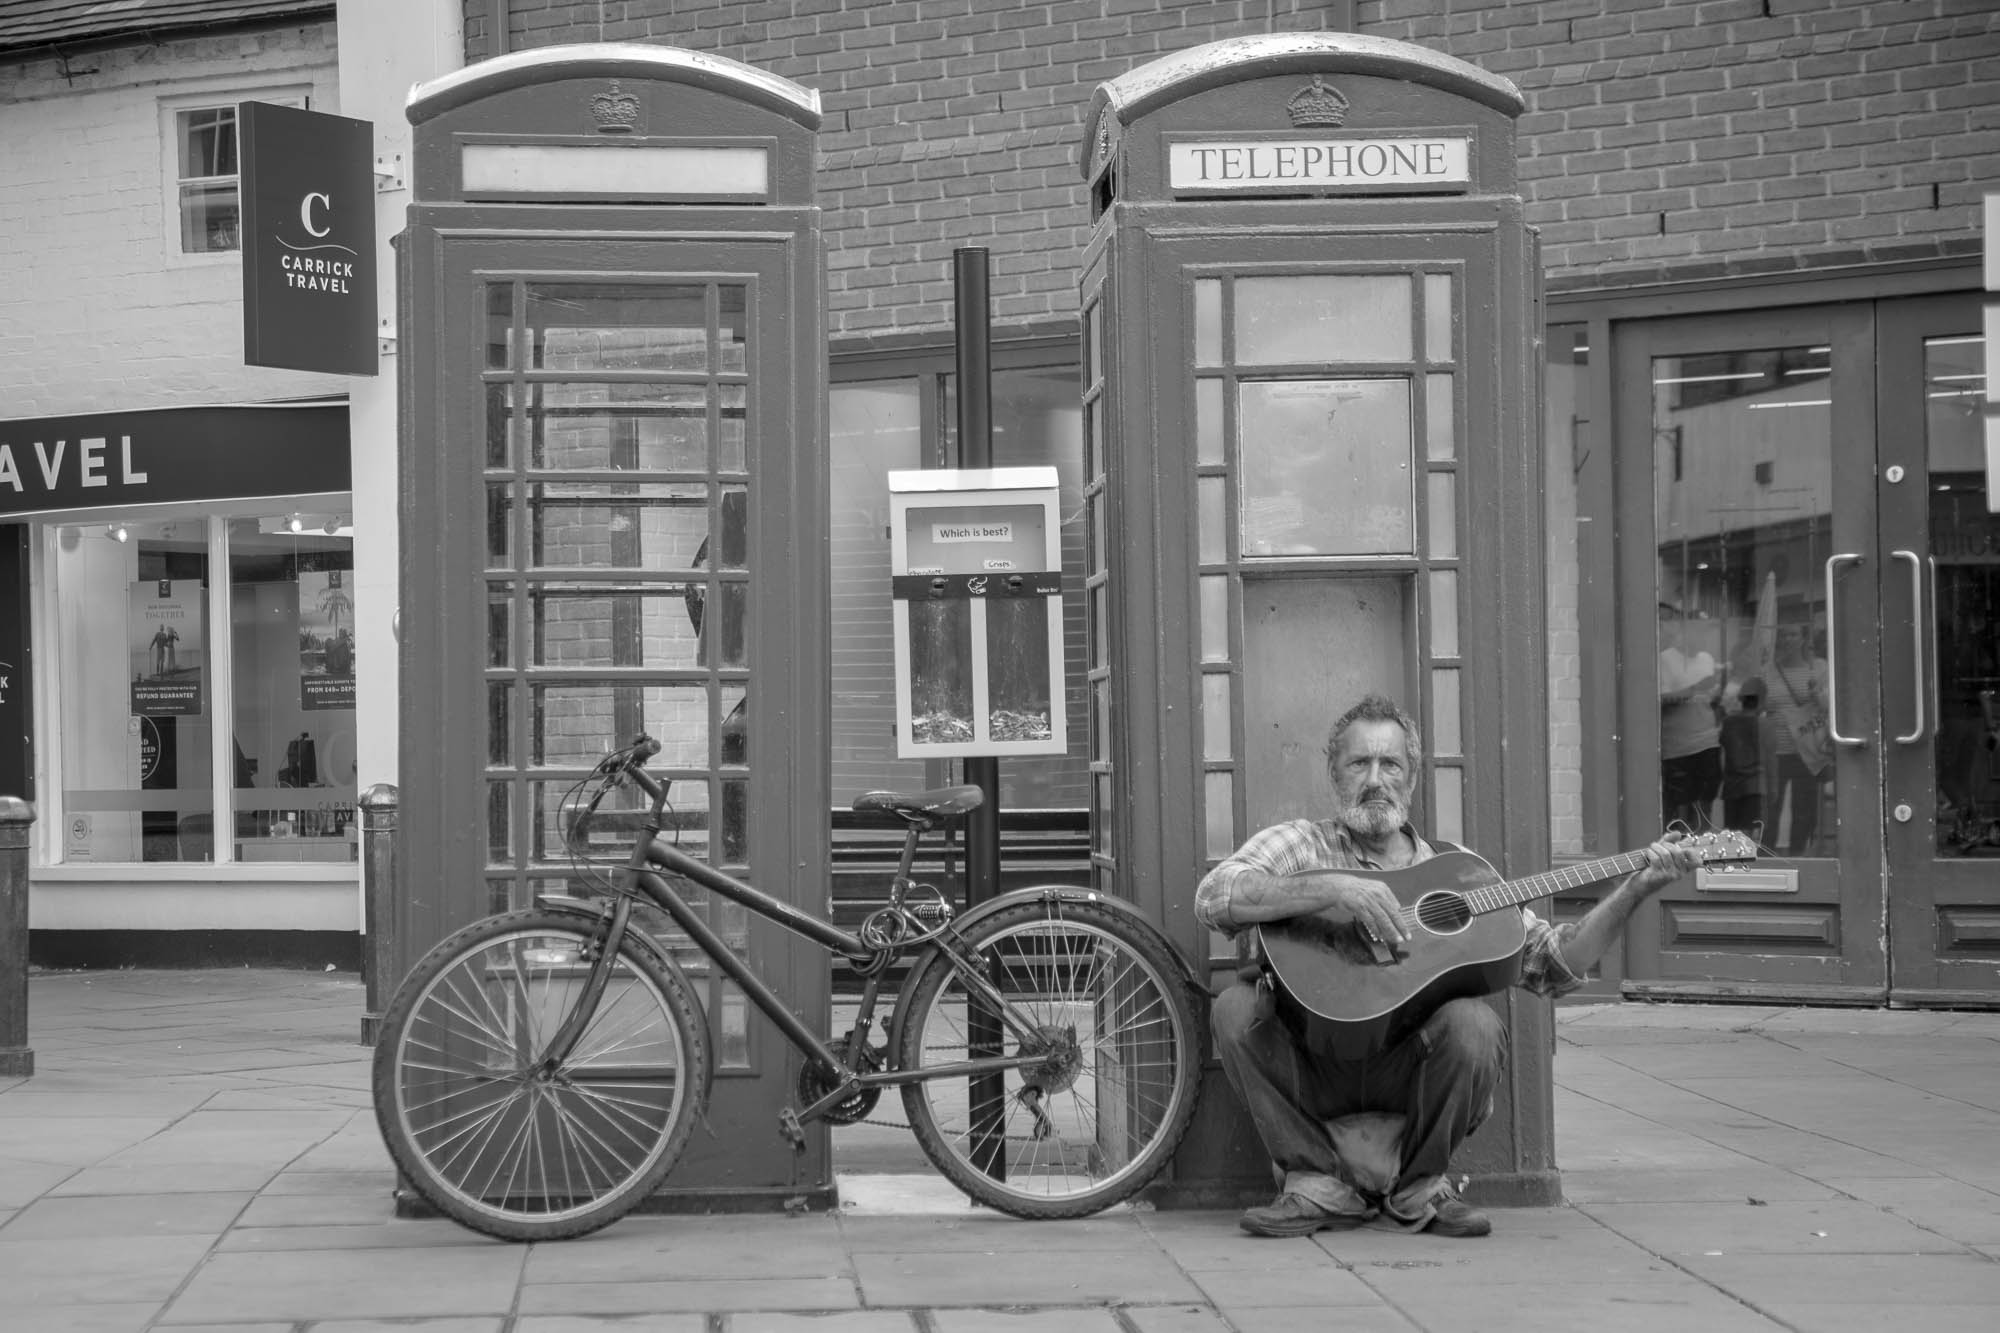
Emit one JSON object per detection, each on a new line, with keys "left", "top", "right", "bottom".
{"left": 895, "top": 898, "right": 1202, "bottom": 1218}
{"left": 372, "top": 907, "right": 708, "bottom": 1241}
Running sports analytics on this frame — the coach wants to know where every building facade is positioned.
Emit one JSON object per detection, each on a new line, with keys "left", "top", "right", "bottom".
{"left": 0, "top": 4, "right": 366, "bottom": 963}
{"left": 3, "top": 0, "right": 1995, "bottom": 1004}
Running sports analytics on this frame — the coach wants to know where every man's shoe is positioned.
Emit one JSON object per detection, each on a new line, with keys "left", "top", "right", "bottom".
{"left": 1425, "top": 1195, "right": 1491, "bottom": 1238}
{"left": 1239, "top": 1193, "right": 1370, "bottom": 1238}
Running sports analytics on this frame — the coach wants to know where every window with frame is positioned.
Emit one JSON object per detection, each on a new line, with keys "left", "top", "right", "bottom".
{"left": 170, "top": 96, "right": 307, "bottom": 254}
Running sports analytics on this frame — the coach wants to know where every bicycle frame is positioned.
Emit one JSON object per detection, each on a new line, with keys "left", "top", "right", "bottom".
{"left": 574, "top": 763, "right": 1053, "bottom": 1128}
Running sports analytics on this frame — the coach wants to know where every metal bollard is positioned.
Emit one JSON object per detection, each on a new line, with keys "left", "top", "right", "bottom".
{"left": 0, "top": 797, "right": 36, "bottom": 1077}
{"left": 359, "top": 783, "right": 398, "bottom": 1046}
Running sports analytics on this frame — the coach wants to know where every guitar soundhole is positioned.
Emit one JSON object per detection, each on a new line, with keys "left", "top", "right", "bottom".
{"left": 1413, "top": 890, "right": 1473, "bottom": 935}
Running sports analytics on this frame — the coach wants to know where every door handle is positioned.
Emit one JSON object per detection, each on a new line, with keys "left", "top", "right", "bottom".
{"left": 1825, "top": 553, "right": 1864, "bottom": 747}
{"left": 1891, "top": 550, "right": 1925, "bottom": 744}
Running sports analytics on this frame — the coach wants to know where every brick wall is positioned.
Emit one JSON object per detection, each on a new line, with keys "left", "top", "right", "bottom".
{"left": 465, "top": 0, "right": 1991, "bottom": 336}
{"left": 463, "top": 0, "right": 1357, "bottom": 343}
{"left": 1361, "top": 0, "right": 1996, "bottom": 289}
{"left": 0, "top": 22, "right": 348, "bottom": 417}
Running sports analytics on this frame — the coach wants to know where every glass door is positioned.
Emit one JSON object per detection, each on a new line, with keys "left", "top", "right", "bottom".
{"left": 1879, "top": 294, "right": 1998, "bottom": 1002}
{"left": 1616, "top": 305, "right": 1887, "bottom": 996}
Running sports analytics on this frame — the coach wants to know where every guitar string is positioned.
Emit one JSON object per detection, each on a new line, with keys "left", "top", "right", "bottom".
{"left": 1393, "top": 851, "right": 1661, "bottom": 931}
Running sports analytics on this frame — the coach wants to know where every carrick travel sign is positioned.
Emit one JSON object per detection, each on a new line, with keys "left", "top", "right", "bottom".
{"left": 240, "top": 101, "right": 377, "bottom": 376}
{"left": 1168, "top": 136, "right": 1471, "bottom": 195}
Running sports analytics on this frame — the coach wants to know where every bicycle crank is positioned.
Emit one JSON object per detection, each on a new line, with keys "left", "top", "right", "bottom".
{"left": 795, "top": 1036, "right": 884, "bottom": 1125}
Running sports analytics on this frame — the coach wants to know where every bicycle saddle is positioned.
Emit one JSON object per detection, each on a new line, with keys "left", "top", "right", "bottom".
{"left": 851, "top": 785, "right": 985, "bottom": 819}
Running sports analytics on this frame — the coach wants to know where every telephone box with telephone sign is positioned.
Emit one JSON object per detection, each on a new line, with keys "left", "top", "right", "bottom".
{"left": 889, "top": 467, "right": 1067, "bottom": 759}
{"left": 395, "top": 44, "right": 833, "bottom": 1211}
{"left": 1078, "top": 34, "right": 1555, "bottom": 1207}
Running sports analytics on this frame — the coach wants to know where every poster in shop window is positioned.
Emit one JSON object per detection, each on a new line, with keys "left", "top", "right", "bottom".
{"left": 129, "top": 580, "right": 204, "bottom": 715}
{"left": 298, "top": 569, "right": 355, "bottom": 710}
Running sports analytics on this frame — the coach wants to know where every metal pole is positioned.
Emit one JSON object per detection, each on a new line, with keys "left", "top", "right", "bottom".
{"left": 954, "top": 247, "right": 1006, "bottom": 1179}
{"left": 359, "top": 783, "right": 399, "bottom": 1046}
{"left": 0, "top": 796, "right": 36, "bottom": 1077}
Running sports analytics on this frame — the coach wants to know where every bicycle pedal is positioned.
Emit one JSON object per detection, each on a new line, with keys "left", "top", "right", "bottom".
{"left": 778, "top": 1107, "right": 807, "bottom": 1153}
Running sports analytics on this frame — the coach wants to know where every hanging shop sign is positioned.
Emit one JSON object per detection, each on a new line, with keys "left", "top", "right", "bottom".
{"left": 0, "top": 404, "right": 348, "bottom": 517}
{"left": 239, "top": 101, "right": 378, "bottom": 376}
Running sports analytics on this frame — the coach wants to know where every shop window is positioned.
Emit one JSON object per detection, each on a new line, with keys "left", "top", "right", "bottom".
{"left": 47, "top": 509, "right": 355, "bottom": 866}
{"left": 229, "top": 513, "right": 357, "bottom": 863}
{"left": 54, "top": 520, "right": 214, "bottom": 863}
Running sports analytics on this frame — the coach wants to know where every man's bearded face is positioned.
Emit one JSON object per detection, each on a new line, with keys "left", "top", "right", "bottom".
{"left": 1332, "top": 720, "right": 1415, "bottom": 839}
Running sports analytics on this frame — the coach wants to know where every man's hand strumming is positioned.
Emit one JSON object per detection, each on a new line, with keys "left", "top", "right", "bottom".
{"left": 1311, "top": 877, "right": 1410, "bottom": 946}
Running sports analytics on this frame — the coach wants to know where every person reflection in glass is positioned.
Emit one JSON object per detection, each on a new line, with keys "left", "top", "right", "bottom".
{"left": 1767, "top": 623, "right": 1830, "bottom": 856}
{"left": 684, "top": 494, "right": 749, "bottom": 865}
{"left": 1719, "top": 678, "right": 1765, "bottom": 837}
{"left": 1658, "top": 603, "right": 1722, "bottom": 831}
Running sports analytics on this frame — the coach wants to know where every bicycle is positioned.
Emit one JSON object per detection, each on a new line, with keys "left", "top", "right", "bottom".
{"left": 372, "top": 734, "right": 1206, "bottom": 1241}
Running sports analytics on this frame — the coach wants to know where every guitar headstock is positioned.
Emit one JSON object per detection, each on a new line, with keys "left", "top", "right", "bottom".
{"left": 1684, "top": 829, "right": 1759, "bottom": 865}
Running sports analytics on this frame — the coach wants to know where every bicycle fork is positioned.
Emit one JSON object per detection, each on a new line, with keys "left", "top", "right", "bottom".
{"left": 530, "top": 895, "right": 636, "bottom": 1075}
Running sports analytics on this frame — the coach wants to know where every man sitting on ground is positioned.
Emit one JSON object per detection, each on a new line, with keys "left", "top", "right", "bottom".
{"left": 1198, "top": 693, "right": 1703, "bottom": 1238}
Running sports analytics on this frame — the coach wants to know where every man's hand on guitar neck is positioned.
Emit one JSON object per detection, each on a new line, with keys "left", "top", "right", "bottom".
{"left": 1630, "top": 833, "right": 1707, "bottom": 894}
{"left": 1556, "top": 832, "right": 1708, "bottom": 977}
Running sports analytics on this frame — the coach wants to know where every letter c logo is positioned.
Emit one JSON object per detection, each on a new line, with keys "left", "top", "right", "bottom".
{"left": 301, "top": 192, "right": 332, "bottom": 238}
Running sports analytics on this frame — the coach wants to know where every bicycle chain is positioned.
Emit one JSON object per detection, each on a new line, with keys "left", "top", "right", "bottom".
{"left": 835, "top": 1044, "right": 1070, "bottom": 1140}
{"left": 843, "top": 1113, "right": 1061, "bottom": 1144}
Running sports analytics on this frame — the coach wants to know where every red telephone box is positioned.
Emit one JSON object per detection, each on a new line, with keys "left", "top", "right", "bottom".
{"left": 397, "top": 45, "right": 833, "bottom": 1209}
{"left": 1079, "top": 34, "right": 1554, "bottom": 1205}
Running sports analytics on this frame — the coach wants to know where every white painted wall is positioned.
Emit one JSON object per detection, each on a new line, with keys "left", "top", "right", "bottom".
{"left": 336, "top": 0, "right": 465, "bottom": 829}
{"left": 0, "top": 22, "right": 347, "bottom": 415}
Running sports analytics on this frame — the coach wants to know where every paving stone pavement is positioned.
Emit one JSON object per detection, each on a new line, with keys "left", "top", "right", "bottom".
{"left": 3, "top": 968, "right": 1999, "bottom": 1332}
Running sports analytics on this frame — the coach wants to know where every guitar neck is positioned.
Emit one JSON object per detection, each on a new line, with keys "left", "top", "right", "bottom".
{"left": 1453, "top": 851, "right": 1651, "bottom": 918}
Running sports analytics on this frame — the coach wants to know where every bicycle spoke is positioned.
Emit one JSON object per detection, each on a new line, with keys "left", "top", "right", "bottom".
{"left": 545, "top": 1088, "right": 624, "bottom": 1197}
{"left": 553, "top": 1077, "right": 673, "bottom": 1162}
{"left": 458, "top": 1072, "right": 536, "bottom": 1200}
{"left": 462, "top": 949, "right": 535, "bottom": 1058}
{"left": 431, "top": 1085, "right": 528, "bottom": 1185}
{"left": 480, "top": 1092, "right": 537, "bottom": 1210}
{"left": 399, "top": 1072, "right": 519, "bottom": 1126}
{"left": 412, "top": 969, "right": 525, "bottom": 1069}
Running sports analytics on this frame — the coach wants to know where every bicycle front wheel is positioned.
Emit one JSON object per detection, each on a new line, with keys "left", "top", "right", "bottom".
{"left": 372, "top": 908, "right": 709, "bottom": 1241}
{"left": 895, "top": 898, "right": 1202, "bottom": 1219}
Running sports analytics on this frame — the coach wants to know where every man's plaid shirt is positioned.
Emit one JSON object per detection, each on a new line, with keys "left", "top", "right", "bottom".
{"left": 1195, "top": 817, "right": 1585, "bottom": 997}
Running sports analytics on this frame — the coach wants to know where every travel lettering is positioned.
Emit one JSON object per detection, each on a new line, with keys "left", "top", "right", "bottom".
{"left": 0, "top": 435, "right": 149, "bottom": 495}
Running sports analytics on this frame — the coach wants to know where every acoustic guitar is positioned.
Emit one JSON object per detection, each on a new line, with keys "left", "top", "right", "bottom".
{"left": 1256, "top": 830, "right": 1759, "bottom": 1060}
